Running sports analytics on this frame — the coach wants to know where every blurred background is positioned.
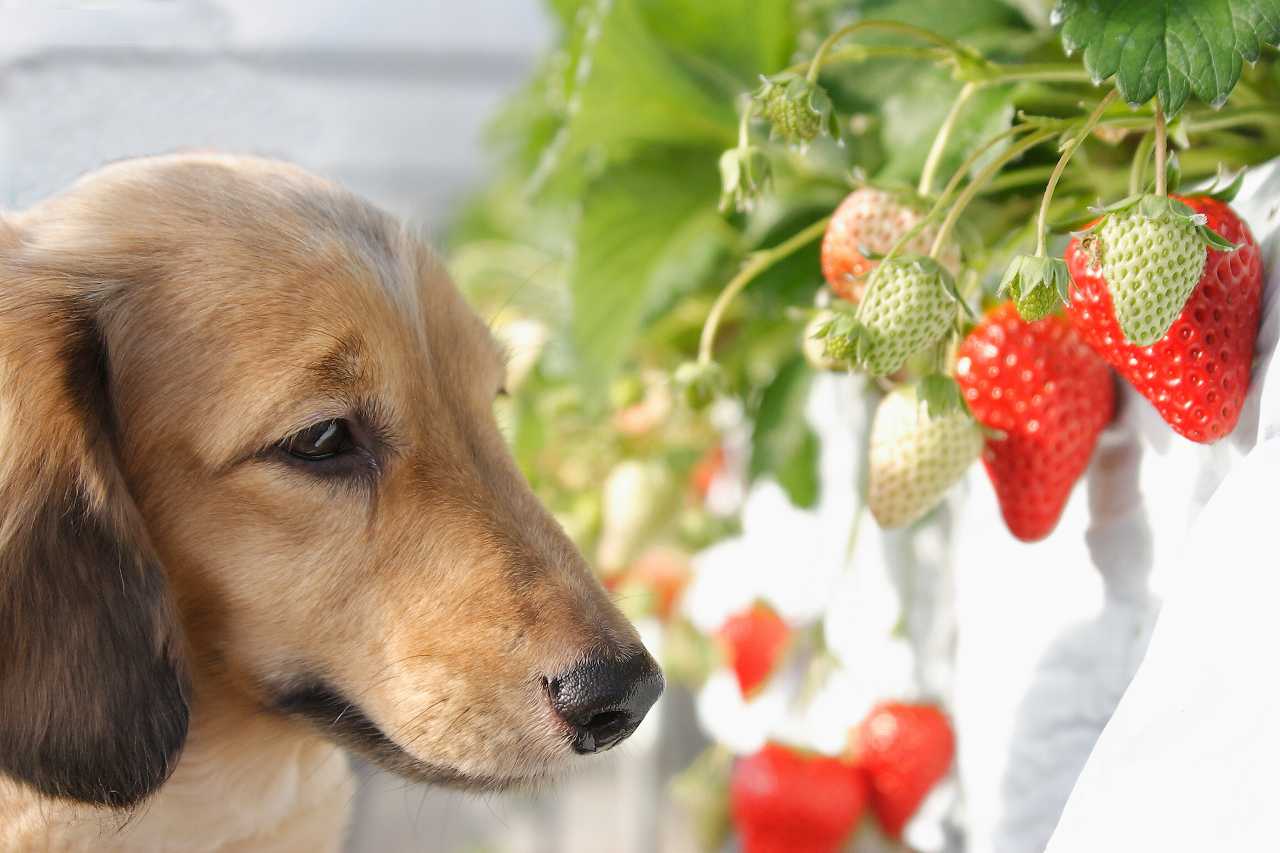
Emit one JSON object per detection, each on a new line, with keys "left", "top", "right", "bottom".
{"left": 4, "top": 2, "right": 1278, "bottom": 852}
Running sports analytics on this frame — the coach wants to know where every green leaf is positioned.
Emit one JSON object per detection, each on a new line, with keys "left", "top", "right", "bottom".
{"left": 1055, "top": 0, "right": 1280, "bottom": 114}
{"left": 569, "top": 150, "right": 723, "bottom": 390}
{"left": 553, "top": 0, "right": 737, "bottom": 176}
{"left": 750, "top": 357, "right": 819, "bottom": 508}
{"left": 640, "top": 0, "right": 796, "bottom": 80}
{"left": 880, "top": 75, "right": 1016, "bottom": 185}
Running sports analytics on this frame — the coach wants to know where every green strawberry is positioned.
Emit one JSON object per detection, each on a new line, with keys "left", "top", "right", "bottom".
{"left": 847, "top": 256, "right": 958, "bottom": 377}
{"left": 868, "top": 386, "right": 983, "bottom": 529}
{"left": 753, "top": 73, "right": 839, "bottom": 146}
{"left": 1081, "top": 194, "right": 1235, "bottom": 346}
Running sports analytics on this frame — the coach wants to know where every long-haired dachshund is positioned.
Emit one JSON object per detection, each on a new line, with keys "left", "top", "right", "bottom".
{"left": 0, "top": 154, "right": 663, "bottom": 851}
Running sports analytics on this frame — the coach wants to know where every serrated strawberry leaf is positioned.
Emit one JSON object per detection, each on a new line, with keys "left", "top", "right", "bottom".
{"left": 1055, "top": 0, "right": 1280, "bottom": 114}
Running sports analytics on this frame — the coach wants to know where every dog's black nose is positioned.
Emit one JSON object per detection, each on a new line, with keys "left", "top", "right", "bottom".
{"left": 546, "top": 648, "right": 664, "bottom": 754}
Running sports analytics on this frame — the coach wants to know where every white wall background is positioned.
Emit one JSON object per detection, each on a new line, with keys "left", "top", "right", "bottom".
{"left": 0, "top": 3, "right": 704, "bottom": 851}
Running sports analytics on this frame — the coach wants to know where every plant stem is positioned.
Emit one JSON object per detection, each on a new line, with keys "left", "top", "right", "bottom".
{"left": 930, "top": 128, "right": 1058, "bottom": 257}
{"left": 877, "top": 122, "right": 1059, "bottom": 267}
{"left": 805, "top": 20, "right": 976, "bottom": 83}
{"left": 1183, "top": 106, "right": 1280, "bottom": 133}
{"left": 736, "top": 95, "right": 752, "bottom": 149}
{"left": 783, "top": 45, "right": 944, "bottom": 76}
{"left": 1154, "top": 101, "right": 1168, "bottom": 197}
{"left": 1129, "top": 130, "right": 1155, "bottom": 196}
{"left": 981, "top": 63, "right": 1094, "bottom": 84}
{"left": 1035, "top": 89, "right": 1118, "bottom": 256}
{"left": 918, "top": 82, "right": 978, "bottom": 196}
{"left": 697, "top": 217, "right": 831, "bottom": 364}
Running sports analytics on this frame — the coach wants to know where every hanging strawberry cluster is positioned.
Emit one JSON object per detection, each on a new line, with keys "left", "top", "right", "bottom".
{"left": 683, "top": 2, "right": 1277, "bottom": 545}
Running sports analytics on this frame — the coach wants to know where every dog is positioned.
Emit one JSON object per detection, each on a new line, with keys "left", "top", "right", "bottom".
{"left": 0, "top": 154, "right": 663, "bottom": 851}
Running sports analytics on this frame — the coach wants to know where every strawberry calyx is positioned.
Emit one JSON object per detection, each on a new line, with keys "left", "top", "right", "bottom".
{"left": 753, "top": 73, "right": 840, "bottom": 147}
{"left": 917, "top": 373, "right": 968, "bottom": 419}
{"left": 1081, "top": 193, "right": 1237, "bottom": 253}
{"left": 999, "top": 254, "right": 1070, "bottom": 322}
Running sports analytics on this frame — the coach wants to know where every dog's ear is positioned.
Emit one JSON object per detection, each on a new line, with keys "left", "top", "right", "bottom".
{"left": 0, "top": 219, "right": 190, "bottom": 809}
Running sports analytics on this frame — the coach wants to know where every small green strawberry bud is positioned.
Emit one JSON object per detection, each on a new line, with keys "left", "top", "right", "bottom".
{"left": 717, "top": 144, "right": 772, "bottom": 213}
{"left": 674, "top": 361, "right": 725, "bottom": 410}
{"left": 753, "top": 73, "right": 838, "bottom": 147}
{"left": 999, "top": 255, "right": 1070, "bottom": 322}
{"left": 815, "top": 310, "right": 862, "bottom": 363}
{"left": 803, "top": 310, "right": 847, "bottom": 371}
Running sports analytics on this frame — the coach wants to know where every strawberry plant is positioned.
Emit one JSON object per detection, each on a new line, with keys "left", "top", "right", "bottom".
{"left": 449, "top": 0, "right": 1279, "bottom": 848}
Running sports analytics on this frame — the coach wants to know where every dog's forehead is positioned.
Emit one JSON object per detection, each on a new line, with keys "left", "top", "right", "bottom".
{"left": 41, "top": 155, "right": 505, "bottom": 458}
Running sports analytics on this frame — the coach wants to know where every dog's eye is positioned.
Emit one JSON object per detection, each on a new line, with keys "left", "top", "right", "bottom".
{"left": 285, "top": 419, "right": 355, "bottom": 461}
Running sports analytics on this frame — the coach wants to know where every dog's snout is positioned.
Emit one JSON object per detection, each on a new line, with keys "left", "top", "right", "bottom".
{"left": 545, "top": 648, "right": 664, "bottom": 754}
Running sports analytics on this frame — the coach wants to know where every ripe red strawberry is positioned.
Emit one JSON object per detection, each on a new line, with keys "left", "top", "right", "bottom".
{"left": 848, "top": 702, "right": 954, "bottom": 840}
{"left": 731, "top": 743, "right": 868, "bottom": 853}
{"left": 717, "top": 603, "right": 790, "bottom": 697}
{"left": 614, "top": 547, "right": 690, "bottom": 622}
{"left": 955, "top": 303, "right": 1115, "bottom": 541}
{"left": 821, "top": 187, "right": 960, "bottom": 303}
{"left": 1066, "top": 195, "right": 1263, "bottom": 443}
{"left": 690, "top": 444, "right": 727, "bottom": 501}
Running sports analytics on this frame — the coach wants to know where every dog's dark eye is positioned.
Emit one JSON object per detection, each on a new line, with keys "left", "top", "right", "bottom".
{"left": 285, "top": 419, "right": 354, "bottom": 461}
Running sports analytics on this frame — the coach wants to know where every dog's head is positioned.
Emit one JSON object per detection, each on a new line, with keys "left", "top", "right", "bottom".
{"left": 0, "top": 154, "right": 662, "bottom": 808}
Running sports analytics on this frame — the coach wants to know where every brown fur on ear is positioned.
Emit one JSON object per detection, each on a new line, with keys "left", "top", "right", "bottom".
{"left": 0, "top": 219, "right": 190, "bottom": 809}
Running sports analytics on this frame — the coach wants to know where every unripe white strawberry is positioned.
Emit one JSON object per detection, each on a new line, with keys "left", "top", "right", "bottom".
{"left": 821, "top": 187, "right": 961, "bottom": 303}
{"left": 868, "top": 386, "right": 982, "bottom": 529}
{"left": 852, "top": 256, "right": 957, "bottom": 377}
{"left": 1081, "top": 194, "right": 1233, "bottom": 346}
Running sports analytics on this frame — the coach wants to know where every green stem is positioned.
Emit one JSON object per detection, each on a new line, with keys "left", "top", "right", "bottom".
{"left": 697, "top": 217, "right": 831, "bottom": 364}
{"left": 930, "top": 128, "right": 1058, "bottom": 257}
{"left": 1183, "top": 106, "right": 1280, "bottom": 133}
{"left": 1035, "top": 89, "right": 1118, "bottom": 256}
{"left": 1129, "top": 131, "right": 1155, "bottom": 196}
{"left": 783, "top": 45, "right": 944, "bottom": 76}
{"left": 736, "top": 96, "right": 752, "bottom": 149}
{"left": 877, "top": 122, "right": 1058, "bottom": 268}
{"left": 918, "top": 82, "right": 979, "bottom": 196}
{"left": 1154, "top": 101, "right": 1168, "bottom": 197}
{"left": 805, "top": 20, "right": 976, "bottom": 83}
{"left": 980, "top": 63, "right": 1094, "bottom": 85}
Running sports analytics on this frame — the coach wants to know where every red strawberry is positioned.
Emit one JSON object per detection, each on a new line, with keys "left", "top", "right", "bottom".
{"left": 820, "top": 187, "right": 960, "bottom": 303}
{"left": 955, "top": 303, "right": 1115, "bottom": 541}
{"left": 690, "top": 444, "right": 727, "bottom": 501}
{"left": 848, "top": 702, "right": 954, "bottom": 840}
{"left": 731, "top": 743, "right": 868, "bottom": 853}
{"left": 615, "top": 546, "right": 690, "bottom": 621}
{"left": 1065, "top": 194, "right": 1263, "bottom": 443}
{"left": 717, "top": 603, "right": 790, "bottom": 697}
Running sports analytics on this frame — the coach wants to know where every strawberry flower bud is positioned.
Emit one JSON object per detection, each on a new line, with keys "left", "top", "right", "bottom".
{"left": 803, "top": 310, "right": 847, "bottom": 371}
{"left": 674, "top": 361, "right": 725, "bottom": 410}
{"left": 999, "top": 255, "right": 1070, "bottom": 322}
{"left": 753, "top": 73, "right": 839, "bottom": 147}
{"left": 717, "top": 144, "right": 772, "bottom": 213}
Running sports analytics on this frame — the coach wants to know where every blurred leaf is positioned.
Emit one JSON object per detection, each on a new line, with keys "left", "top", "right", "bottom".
{"left": 557, "top": 0, "right": 737, "bottom": 172}
{"left": 569, "top": 150, "right": 722, "bottom": 390}
{"left": 881, "top": 76, "right": 1016, "bottom": 184}
{"left": 750, "top": 357, "right": 819, "bottom": 507}
{"left": 641, "top": 0, "right": 797, "bottom": 82}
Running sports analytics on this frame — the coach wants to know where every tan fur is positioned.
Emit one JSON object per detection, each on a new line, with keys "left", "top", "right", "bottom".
{"left": 0, "top": 154, "right": 646, "bottom": 850}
